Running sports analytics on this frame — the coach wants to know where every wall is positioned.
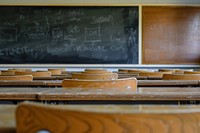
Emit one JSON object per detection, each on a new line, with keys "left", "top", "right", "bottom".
{"left": 0, "top": 0, "right": 199, "bottom": 70}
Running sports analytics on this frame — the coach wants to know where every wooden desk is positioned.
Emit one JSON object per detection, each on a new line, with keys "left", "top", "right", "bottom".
{"left": 0, "top": 86, "right": 200, "bottom": 102}
{"left": 0, "top": 87, "right": 51, "bottom": 100}
{"left": 45, "top": 80, "right": 200, "bottom": 87}
{"left": 0, "top": 105, "right": 16, "bottom": 133}
{"left": 2, "top": 104, "right": 200, "bottom": 133}
{"left": 139, "top": 80, "right": 199, "bottom": 87}
{"left": 38, "top": 87, "right": 200, "bottom": 101}
{"left": 33, "top": 75, "right": 70, "bottom": 80}
{"left": 0, "top": 81, "right": 46, "bottom": 87}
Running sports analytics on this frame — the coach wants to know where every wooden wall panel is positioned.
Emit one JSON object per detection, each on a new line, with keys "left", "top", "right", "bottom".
{"left": 143, "top": 6, "right": 200, "bottom": 64}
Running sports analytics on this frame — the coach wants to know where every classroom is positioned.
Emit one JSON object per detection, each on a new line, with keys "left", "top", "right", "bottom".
{"left": 1, "top": 0, "right": 200, "bottom": 133}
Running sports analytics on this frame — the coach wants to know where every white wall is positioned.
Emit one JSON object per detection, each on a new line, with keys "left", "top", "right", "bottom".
{"left": 0, "top": 0, "right": 200, "bottom": 5}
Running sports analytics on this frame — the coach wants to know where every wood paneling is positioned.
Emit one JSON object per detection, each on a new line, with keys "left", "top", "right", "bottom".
{"left": 143, "top": 6, "right": 200, "bottom": 64}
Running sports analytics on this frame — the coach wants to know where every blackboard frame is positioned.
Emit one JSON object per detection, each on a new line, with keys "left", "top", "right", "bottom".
{"left": 0, "top": 4, "right": 139, "bottom": 66}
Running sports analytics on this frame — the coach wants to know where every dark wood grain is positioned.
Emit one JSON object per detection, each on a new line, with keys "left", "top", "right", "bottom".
{"left": 16, "top": 102, "right": 200, "bottom": 133}
{"left": 139, "top": 80, "right": 199, "bottom": 87}
{"left": 2, "top": 104, "right": 200, "bottom": 133}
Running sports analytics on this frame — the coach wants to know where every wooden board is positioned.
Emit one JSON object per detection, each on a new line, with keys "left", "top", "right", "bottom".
{"left": 38, "top": 87, "right": 200, "bottom": 101}
{"left": 143, "top": 6, "right": 200, "bottom": 64}
{"left": 45, "top": 80, "right": 199, "bottom": 87}
{"left": 0, "top": 87, "right": 51, "bottom": 100}
{"left": 3, "top": 104, "right": 200, "bottom": 133}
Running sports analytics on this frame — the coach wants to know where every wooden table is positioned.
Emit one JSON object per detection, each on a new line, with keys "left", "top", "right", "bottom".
{"left": 2, "top": 104, "right": 200, "bottom": 133}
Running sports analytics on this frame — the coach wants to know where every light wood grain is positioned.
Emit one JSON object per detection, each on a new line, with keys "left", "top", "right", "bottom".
{"left": 184, "top": 71, "right": 200, "bottom": 74}
{"left": 38, "top": 87, "right": 200, "bottom": 101}
{"left": 46, "top": 80, "right": 199, "bottom": 87}
{"left": 16, "top": 102, "right": 200, "bottom": 133}
{"left": 1, "top": 71, "right": 15, "bottom": 76}
{"left": 15, "top": 71, "right": 51, "bottom": 77}
{"left": 163, "top": 74, "right": 200, "bottom": 80}
{"left": 62, "top": 78, "right": 137, "bottom": 91}
{"left": 0, "top": 87, "right": 51, "bottom": 100}
{"left": 48, "top": 69, "right": 62, "bottom": 75}
{"left": 71, "top": 73, "right": 118, "bottom": 80}
{"left": 0, "top": 80, "right": 46, "bottom": 87}
{"left": 0, "top": 75, "right": 33, "bottom": 81}
{"left": 0, "top": 105, "right": 16, "bottom": 133}
{"left": 139, "top": 72, "right": 172, "bottom": 78}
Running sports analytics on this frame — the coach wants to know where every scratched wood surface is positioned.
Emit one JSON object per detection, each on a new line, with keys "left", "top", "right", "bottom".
{"left": 38, "top": 87, "right": 200, "bottom": 101}
{"left": 0, "top": 80, "right": 46, "bottom": 87}
{"left": 138, "top": 80, "right": 199, "bottom": 87}
{"left": 0, "top": 105, "right": 16, "bottom": 133}
{"left": 0, "top": 87, "right": 51, "bottom": 100}
{"left": 62, "top": 78, "right": 137, "bottom": 91}
{"left": 16, "top": 102, "right": 200, "bottom": 133}
{"left": 46, "top": 80, "right": 200, "bottom": 87}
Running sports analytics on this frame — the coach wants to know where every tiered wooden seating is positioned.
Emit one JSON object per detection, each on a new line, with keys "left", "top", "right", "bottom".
{"left": 1, "top": 69, "right": 32, "bottom": 76}
{"left": 15, "top": 71, "right": 51, "bottom": 77}
{"left": 128, "top": 69, "right": 149, "bottom": 74}
{"left": 158, "top": 69, "right": 177, "bottom": 73}
{"left": 184, "top": 71, "right": 200, "bottom": 74}
{"left": 84, "top": 68, "right": 109, "bottom": 73}
{"left": 139, "top": 71, "right": 172, "bottom": 78}
{"left": 8, "top": 68, "right": 32, "bottom": 72}
{"left": 1, "top": 70, "right": 15, "bottom": 76}
{"left": 62, "top": 78, "right": 137, "bottom": 90}
{"left": 175, "top": 69, "right": 193, "bottom": 74}
{"left": 48, "top": 69, "right": 62, "bottom": 75}
{"left": 163, "top": 74, "right": 200, "bottom": 80}
{"left": 16, "top": 102, "right": 200, "bottom": 133}
{"left": 0, "top": 75, "right": 33, "bottom": 81}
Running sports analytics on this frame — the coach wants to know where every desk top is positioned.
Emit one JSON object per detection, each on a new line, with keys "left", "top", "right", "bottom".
{"left": 45, "top": 80, "right": 200, "bottom": 87}
{"left": 38, "top": 87, "right": 200, "bottom": 101}
{"left": 2, "top": 104, "right": 200, "bottom": 133}
{"left": 0, "top": 86, "right": 200, "bottom": 101}
{"left": 139, "top": 80, "right": 199, "bottom": 87}
{"left": 0, "top": 87, "right": 51, "bottom": 100}
{"left": 0, "top": 80, "right": 198, "bottom": 87}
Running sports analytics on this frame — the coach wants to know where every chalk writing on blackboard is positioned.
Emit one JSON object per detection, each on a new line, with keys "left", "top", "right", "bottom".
{"left": 0, "top": 6, "right": 138, "bottom": 64}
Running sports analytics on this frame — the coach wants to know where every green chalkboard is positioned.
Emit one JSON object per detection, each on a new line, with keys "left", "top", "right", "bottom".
{"left": 0, "top": 6, "right": 138, "bottom": 64}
